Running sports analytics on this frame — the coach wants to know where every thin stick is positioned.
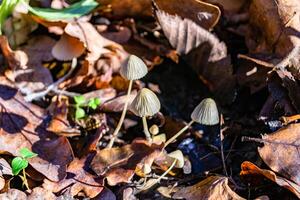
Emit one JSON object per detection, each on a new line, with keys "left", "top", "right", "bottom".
{"left": 219, "top": 115, "right": 228, "bottom": 177}
{"left": 142, "top": 116, "right": 152, "bottom": 142}
{"left": 107, "top": 80, "right": 133, "bottom": 148}
{"left": 164, "top": 120, "right": 194, "bottom": 148}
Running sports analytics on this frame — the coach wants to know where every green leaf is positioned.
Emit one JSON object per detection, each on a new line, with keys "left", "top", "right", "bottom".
{"left": 88, "top": 98, "right": 101, "bottom": 110}
{"left": 75, "top": 107, "right": 85, "bottom": 119}
{"left": 11, "top": 157, "right": 28, "bottom": 175}
{"left": 74, "top": 95, "right": 86, "bottom": 105}
{"left": 0, "top": 0, "right": 19, "bottom": 34}
{"left": 19, "top": 147, "right": 37, "bottom": 159}
{"left": 23, "top": 0, "right": 99, "bottom": 21}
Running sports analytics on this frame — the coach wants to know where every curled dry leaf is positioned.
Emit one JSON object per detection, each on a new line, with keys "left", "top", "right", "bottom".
{"left": 0, "top": 76, "right": 73, "bottom": 181}
{"left": 153, "top": 4, "right": 235, "bottom": 103}
{"left": 43, "top": 157, "right": 104, "bottom": 198}
{"left": 28, "top": 187, "right": 56, "bottom": 200}
{"left": 154, "top": 0, "right": 221, "bottom": 30}
{"left": 241, "top": 161, "right": 300, "bottom": 198}
{"left": 90, "top": 138, "right": 164, "bottom": 186}
{"left": 100, "top": 91, "right": 137, "bottom": 113}
{"left": 258, "top": 123, "right": 300, "bottom": 186}
{"left": 173, "top": 175, "right": 245, "bottom": 200}
{"left": 0, "top": 35, "right": 54, "bottom": 95}
{"left": 47, "top": 96, "right": 80, "bottom": 137}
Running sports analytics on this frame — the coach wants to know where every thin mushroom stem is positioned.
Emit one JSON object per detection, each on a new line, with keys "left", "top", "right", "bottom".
{"left": 107, "top": 80, "right": 133, "bottom": 148}
{"left": 164, "top": 120, "right": 194, "bottom": 148}
{"left": 142, "top": 116, "right": 152, "bottom": 142}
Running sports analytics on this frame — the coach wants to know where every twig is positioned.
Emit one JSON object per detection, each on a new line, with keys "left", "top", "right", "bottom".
{"left": 24, "top": 58, "right": 78, "bottom": 102}
{"left": 242, "top": 136, "right": 300, "bottom": 149}
{"left": 220, "top": 115, "right": 228, "bottom": 177}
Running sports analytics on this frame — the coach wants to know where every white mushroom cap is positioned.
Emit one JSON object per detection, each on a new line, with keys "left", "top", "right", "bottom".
{"left": 191, "top": 98, "right": 219, "bottom": 125}
{"left": 130, "top": 88, "right": 161, "bottom": 117}
{"left": 120, "top": 55, "right": 148, "bottom": 80}
{"left": 168, "top": 150, "right": 184, "bottom": 168}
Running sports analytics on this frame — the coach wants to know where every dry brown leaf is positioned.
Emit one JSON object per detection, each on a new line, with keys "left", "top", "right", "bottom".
{"left": 257, "top": 123, "right": 300, "bottom": 186}
{"left": 0, "top": 158, "right": 12, "bottom": 177}
{"left": 0, "top": 76, "right": 73, "bottom": 181}
{"left": 173, "top": 176, "right": 245, "bottom": 200}
{"left": 0, "top": 189, "right": 27, "bottom": 200}
{"left": 203, "top": 0, "right": 247, "bottom": 13}
{"left": 0, "top": 35, "right": 54, "bottom": 95}
{"left": 99, "top": 0, "right": 152, "bottom": 19}
{"left": 90, "top": 138, "right": 164, "bottom": 186}
{"left": 154, "top": 0, "right": 221, "bottom": 30}
{"left": 154, "top": 4, "right": 236, "bottom": 103}
{"left": 241, "top": 161, "right": 300, "bottom": 198}
{"left": 47, "top": 96, "right": 80, "bottom": 137}
{"left": 100, "top": 91, "right": 137, "bottom": 113}
{"left": 28, "top": 187, "right": 56, "bottom": 200}
{"left": 43, "top": 157, "right": 104, "bottom": 198}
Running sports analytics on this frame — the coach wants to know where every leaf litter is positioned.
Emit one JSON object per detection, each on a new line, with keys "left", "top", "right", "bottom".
{"left": 1, "top": 0, "right": 300, "bottom": 199}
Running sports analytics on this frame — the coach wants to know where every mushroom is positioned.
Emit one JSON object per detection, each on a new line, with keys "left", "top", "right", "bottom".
{"left": 164, "top": 98, "right": 219, "bottom": 147}
{"left": 107, "top": 55, "right": 148, "bottom": 148}
{"left": 130, "top": 88, "right": 161, "bottom": 142}
{"left": 168, "top": 150, "right": 184, "bottom": 168}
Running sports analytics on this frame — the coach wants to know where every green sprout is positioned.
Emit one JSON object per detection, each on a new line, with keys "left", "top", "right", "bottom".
{"left": 11, "top": 147, "right": 37, "bottom": 190}
{"left": 73, "top": 95, "right": 101, "bottom": 119}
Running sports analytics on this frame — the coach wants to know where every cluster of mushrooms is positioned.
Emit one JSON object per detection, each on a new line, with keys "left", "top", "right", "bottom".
{"left": 106, "top": 55, "right": 220, "bottom": 173}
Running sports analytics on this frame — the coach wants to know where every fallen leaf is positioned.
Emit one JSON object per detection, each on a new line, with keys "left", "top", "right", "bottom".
{"left": 100, "top": 91, "right": 137, "bottom": 113}
{"left": 0, "top": 189, "right": 27, "bottom": 200}
{"left": 1, "top": 35, "right": 54, "bottom": 96}
{"left": 153, "top": 4, "right": 236, "bottom": 104}
{"left": 241, "top": 161, "right": 300, "bottom": 198}
{"left": 90, "top": 138, "right": 163, "bottom": 186}
{"left": 258, "top": 123, "right": 300, "bottom": 185}
{"left": 0, "top": 76, "right": 73, "bottom": 181}
{"left": 43, "top": 156, "right": 103, "bottom": 198}
{"left": 154, "top": 0, "right": 221, "bottom": 30}
{"left": 0, "top": 158, "right": 12, "bottom": 176}
{"left": 28, "top": 187, "right": 56, "bottom": 200}
{"left": 173, "top": 176, "right": 245, "bottom": 200}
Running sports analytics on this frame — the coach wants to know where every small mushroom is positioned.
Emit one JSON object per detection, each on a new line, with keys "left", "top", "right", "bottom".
{"left": 164, "top": 98, "right": 219, "bottom": 147}
{"left": 107, "top": 55, "right": 148, "bottom": 148}
{"left": 168, "top": 150, "right": 184, "bottom": 168}
{"left": 130, "top": 88, "right": 161, "bottom": 142}
{"left": 149, "top": 124, "right": 159, "bottom": 135}
{"left": 191, "top": 98, "right": 219, "bottom": 125}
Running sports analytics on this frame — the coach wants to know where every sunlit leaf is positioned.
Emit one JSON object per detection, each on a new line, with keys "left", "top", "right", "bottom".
{"left": 19, "top": 147, "right": 37, "bottom": 159}
{"left": 11, "top": 157, "right": 28, "bottom": 175}
{"left": 23, "top": 0, "right": 99, "bottom": 21}
{"left": 75, "top": 107, "right": 85, "bottom": 119}
{"left": 74, "top": 95, "right": 86, "bottom": 105}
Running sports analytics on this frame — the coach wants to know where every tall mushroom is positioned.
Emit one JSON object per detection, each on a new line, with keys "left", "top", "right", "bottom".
{"left": 164, "top": 98, "right": 219, "bottom": 147}
{"left": 107, "top": 55, "right": 148, "bottom": 148}
{"left": 130, "top": 88, "right": 161, "bottom": 142}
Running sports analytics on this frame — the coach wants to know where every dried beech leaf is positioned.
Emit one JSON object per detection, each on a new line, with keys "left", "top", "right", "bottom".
{"left": 0, "top": 189, "right": 27, "bottom": 200}
{"left": 241, "top": 161, "right": 300, "bottom": 198}
{"left": 27, "top": 187, "right": 56, "bottom": 200}
{"left": 173, "top": 176, "right": 245, "bottom": 200}
{"left": 0, "top": 77, "right": 73, "bottom": 181}
{"left": 258, "top": 123, "right": 300, "bottom": 185}
{"left": 0, "top": 35, "right": 54, "bottom": 95}
{"left": 43, "top": 157, "right": 104, "bottom": 198}
{"left": 91, "top": 138, "right": 163, "bottom": 186}
{"left": 154, "top": 0, "right": 221, "bottom": 30}
{"left": 101, "top": 91, "right": 137, "bottom": 113}
{"left": 154, "top": 5, "right": 226, "bottom": 58}
{"left": 0, "top": 158, "right": 12, "bottom": 176}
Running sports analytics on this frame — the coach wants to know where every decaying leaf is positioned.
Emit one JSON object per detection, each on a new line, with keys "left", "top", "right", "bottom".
{"left": 0, "top": 158, "right": 12, "bottom": 176}
{"left": 241, "top": 161, "right": 300, "bottom": 198}
{"left": 43, "top": 157, "right": 104, "bottom": 198}
{"left": 0, "top": 189, "right": 27, "bottom": 200}
{"left": 100, "top": 91, "right": 137, "bottom": 113}
{"left": 154, "top": 0, "right": 221, "bottom": 30}
{"left": 258, "top": 123, "right": 300, "bottom": 186}
{"left": 154, "top": 4, "right": 236, "bottom": 103}
{"left": 27, "top": 187, "right": 56, "bottom": 200}
{"left": 90, "top": 138, "right": 163, "bottom": 186}
{"left": 1, "top": 35, "right": 54, "bottom": 95}
{"left": 173, "top": 175, "right": 245, "bottom": 200}
{"left": 0, "top": 76, "right": 73, "bottom": 181}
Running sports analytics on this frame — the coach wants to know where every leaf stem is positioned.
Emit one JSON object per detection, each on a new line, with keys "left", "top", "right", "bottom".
{"left": 107, "top": 80, "right": 133, "bottom": 148}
